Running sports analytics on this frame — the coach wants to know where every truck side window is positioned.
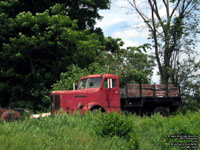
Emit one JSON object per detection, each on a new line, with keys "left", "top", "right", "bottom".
{"left": 103, "top": 78, "right": 117, "bottom": 88}
{"left": 103, "top": 79, "right": 108, "bottom": 88}
{"left": 112, "top": 79, "right": 117, "bottom": 88}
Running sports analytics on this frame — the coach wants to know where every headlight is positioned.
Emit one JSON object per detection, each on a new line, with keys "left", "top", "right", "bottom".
{"left": 78, "top": 102, "right": 84, "bottom": 109}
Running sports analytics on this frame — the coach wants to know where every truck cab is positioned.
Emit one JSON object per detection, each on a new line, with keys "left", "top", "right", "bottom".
{"left": 51, "top": 74, "right": 121, "bottom": 114}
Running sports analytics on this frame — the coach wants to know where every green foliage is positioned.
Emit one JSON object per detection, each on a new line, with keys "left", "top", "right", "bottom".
{"left": 126, "top": 132, "right": 137, "bottom": 150}
{"left": 53, "top": 43, "right": 155, "bottom": 91}
{"left": 176, "top": 55, "right": 200, "bottom": 112}
{"left": 93, "top": 112, "right": 133, "bottom": 137}
{"left": 0, "top": 3, "right": 104, "bottom": 110}
{"left": 0, "top": 0, "right": 111, "bottom": 30}
{"left": 52, "top": 65, "right": 89, "bottom": 90}
{"left": 128, "top": 111, "right": 200, "bottom": 150}
{"left": 0, "top": 113, "right": 129, "bottom": 150}
{"left": 0, "top": 0, "right": 154, "bottom": 111}
{"left": 98, "top": 43, "right": 155, "bottom": 86}
{"left": 0, "top": 111, "right": 199, "bottom": 150}
{"left": 52, "top": 62, "right": 113, "bottom": 90}
{"left": 93, "top": 112, "right": 137, "bottom": 149}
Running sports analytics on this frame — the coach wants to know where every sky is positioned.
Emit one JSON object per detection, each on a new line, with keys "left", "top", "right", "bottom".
{"left": 96, "top": 0, "right": 150, "bottom": 48}
{"left": 95, "top": 0, "right": 160, "bottom": 83}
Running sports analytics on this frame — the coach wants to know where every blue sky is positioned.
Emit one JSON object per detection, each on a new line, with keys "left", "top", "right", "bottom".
{"left": 95, "top": 0, "right": 150, "bottom": 48}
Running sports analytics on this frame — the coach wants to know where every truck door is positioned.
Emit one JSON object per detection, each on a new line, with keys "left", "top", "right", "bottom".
{"left": 102, "top": 78, "right": 120, "bottom": 111}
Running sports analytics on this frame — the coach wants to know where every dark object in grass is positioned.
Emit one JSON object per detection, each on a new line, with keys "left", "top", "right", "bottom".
{"left": 0, "top": 108, "right": 22, "bottom": 121}
{"left": 154, "top": 107, "right": 169, "bottom": 117}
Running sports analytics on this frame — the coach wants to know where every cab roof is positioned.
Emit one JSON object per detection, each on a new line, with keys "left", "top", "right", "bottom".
{"left": 80, "top": 74, "right": 119, "bottom": 80}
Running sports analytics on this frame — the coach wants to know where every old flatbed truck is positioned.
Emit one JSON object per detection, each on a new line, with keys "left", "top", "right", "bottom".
{"left": 51, "top": 74, "right": 181, "bottom": 116}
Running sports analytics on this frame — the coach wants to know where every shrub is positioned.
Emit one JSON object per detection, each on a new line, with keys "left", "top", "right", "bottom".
{"left": 93, "top": 112, "right": 132, "bottom": 137}
{"left": 93, "top": 112, "right": 137, "bottom": 150}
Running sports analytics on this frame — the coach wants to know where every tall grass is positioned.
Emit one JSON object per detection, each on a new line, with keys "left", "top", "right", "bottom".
{"left": 0, "top": 111, "right": 199, "bottom": 150}
{"left": 0, "top": 113, "right": 128, "bottom": 150}
{"left": 128, "top": 110, "right": 200, "bottom": 150}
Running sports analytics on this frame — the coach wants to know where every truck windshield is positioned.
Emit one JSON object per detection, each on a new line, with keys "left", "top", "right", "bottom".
{"left": 78, "top": 77, "right": 102, "bottom": 89}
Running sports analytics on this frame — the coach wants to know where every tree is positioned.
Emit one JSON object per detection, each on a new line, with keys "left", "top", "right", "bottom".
{"left": 100, "top": 39, "right": 155, "bottom": 86}
{"left": 53, "top": 41, "right": 155, "bottom": 91}
{"left": 178, "top": 54, "right": 200, "bottom": 112}
{"left": 0, "top": 0, "right": 111, "bottom": 55}
{"left": 0, "top": 0, "right": 154, "bottom": 111}
{"left": 127, "top": 0, "right": 200, "bottom": 85}
{"left": 2, "top": 0, "right": 111, "bottom": 30}
{"left": 0, "top": 4, "right": 104, "bottom": 110}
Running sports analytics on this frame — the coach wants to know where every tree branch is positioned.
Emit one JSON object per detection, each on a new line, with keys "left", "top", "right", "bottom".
{"left": 150, "top": 3, "right": 163, "bottom": 76}
{"left": 170, "top": 0, "right": 181, "bottom": 19}
{"left": 128, "top": 0, "right": 153, "bottom": 31}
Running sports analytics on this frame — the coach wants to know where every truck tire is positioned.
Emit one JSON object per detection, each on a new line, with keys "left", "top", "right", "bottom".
{"left": 153, "top": 107, "right": 169, "bottom": 117}
{"left": 91, "top": 108, "right": 100, "bottom": 113}
{"left": 123, "top": 109, "right": 136, "bottom": 116}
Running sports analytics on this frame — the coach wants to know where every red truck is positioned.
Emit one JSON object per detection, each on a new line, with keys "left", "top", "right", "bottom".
{"left": 51, "top": 74, "right": 181, "bottom": 116}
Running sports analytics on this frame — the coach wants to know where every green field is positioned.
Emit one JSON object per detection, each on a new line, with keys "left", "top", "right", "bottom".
{"left": 0, "top": 111, "right": 199, "bottom": 150}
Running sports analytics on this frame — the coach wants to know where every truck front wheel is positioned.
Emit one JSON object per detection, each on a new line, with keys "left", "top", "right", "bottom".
{"left": 153, "top": 107, "right": 169, "bottom": 117}
{"left": 91, "top": 107, "right": 104, "bottom": 113}
{"left": 91, "top": 108, "right": 99, "bottom": 113}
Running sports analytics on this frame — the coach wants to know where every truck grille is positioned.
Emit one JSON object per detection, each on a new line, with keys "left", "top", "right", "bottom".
{"left": 53, "top": 95, "right": 60, "bottom": 110}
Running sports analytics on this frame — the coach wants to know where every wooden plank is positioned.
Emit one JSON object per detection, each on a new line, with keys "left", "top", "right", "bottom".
{"left": 127, "top": 84, "right": 179, "bottom": 97}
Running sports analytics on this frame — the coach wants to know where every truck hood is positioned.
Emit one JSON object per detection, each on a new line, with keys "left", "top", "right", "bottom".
{"left": 51, "top": 88, "right": 99, "bottom": 95}
{"left": 51, "top": 88, "right": 101, "bottom": 113}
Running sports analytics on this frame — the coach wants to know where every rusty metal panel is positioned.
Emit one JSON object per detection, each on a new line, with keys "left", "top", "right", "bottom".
{"left": 155, "top": 84, "right": 179, "bottom": 97}
{"left": 155, "top": 84, "right": 166, "bottom": 89}
{"left": 127, "top": 84, "right": 140, "bottom": 97}
{"left": 127, "top": 84, "right": 154, "bottom": 97}
{"left": 141, "top": 84, "right": 154, "bottom": 89}
{"left": 127, "top": 84, "right": 179, "bottom": 98}
{"left": 0, "top": 108, "right": 21, "bottom": 121}
{"left": 141, "top": 84, "right": 154, "bottom": 97}
{"left": 142, "top": 90, "right": 154, "bottom": 97}
{"left": 155, "top": 91, "right": 167, "bottom": 97}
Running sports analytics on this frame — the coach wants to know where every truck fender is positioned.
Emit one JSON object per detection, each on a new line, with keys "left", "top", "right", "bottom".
{"left": 83, "top": 102, "right": 106, "bottom": 112}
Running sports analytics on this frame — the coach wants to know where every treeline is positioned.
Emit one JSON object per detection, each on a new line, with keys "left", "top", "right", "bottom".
{"left": 0, "top": 0, "right": 154, "bottom": 111}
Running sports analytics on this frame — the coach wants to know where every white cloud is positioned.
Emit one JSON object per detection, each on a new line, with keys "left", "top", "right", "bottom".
{"left": 122, "top": 40, "right": 140, "bottom": 48}
{"left": 96, "top": 0, "right": 144, "bottom": 29}
{"left": 114, "top": 0, "right": 129, "bottom": 7}
{"left": 96, "top": 10, "right": 135, "bottom": 29}
{"left": 113, "top": 29, "right": 148, "bottom": 39}
{"left": 96, "top": 14, "right": 129, "bottom": 29}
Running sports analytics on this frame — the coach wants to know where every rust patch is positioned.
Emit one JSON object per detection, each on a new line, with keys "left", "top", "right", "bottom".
{"left": 127, "top": 84, "right": 179, "bottom": 97}
{"left": 0, "top": 108, "right": 21, "bottom": 121}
